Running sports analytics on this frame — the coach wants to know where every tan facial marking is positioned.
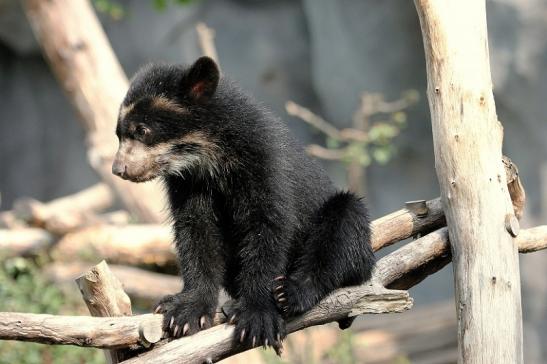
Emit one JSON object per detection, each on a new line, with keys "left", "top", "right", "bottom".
{"left": 119, "top": 103, "right": 135, "bottom": 119}
{"left": 151, "top": 96, "right": 188, "bottom": 114}
{"left": 164, "top": 132, "right": 223, "bottom": 177}
{"left": 114, "top": 139, "right": 169, "bottom": 182}
{"left": 113, "top": 131, "right": 224, "bottom": 182}
{"left": 178, "top": 131, "right": 219, "bottom": 155}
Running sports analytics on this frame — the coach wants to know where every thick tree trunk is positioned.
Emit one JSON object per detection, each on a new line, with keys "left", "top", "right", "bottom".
{"left": 21, "top": 0, "right": 165, "bottom": 223}
{"left": 414, "top": 1, "right": 523, "bottom": 363}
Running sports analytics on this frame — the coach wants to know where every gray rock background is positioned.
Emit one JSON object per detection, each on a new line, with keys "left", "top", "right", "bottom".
{"left": 0, "top": 0, "right": 545, "bottom": 361}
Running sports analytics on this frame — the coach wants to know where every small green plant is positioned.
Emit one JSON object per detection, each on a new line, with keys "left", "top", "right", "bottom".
{"left": 286, "top": 90, "right": 419, "bottom": 193}
{"left": 0, "top": 257, "right": 104, "bottom": 364}
{"left": 325, "top": 330, "right": 355, "bottom": 364}
{"left": 152, "top": 0, "right": 196, "bottom": 11}
{"left": 93, "top": 0, "right": 125, "bottom": 20}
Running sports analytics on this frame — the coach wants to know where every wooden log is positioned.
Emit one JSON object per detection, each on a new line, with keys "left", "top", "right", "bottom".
{"left": 414, "top": 1, "right": 523, "bottom": 362}
{"left": 121, "top": 226, "right": 547, "bottom": 364}
{"left": 76, "top": 261, "right": 134, "bottom": 363}
{"left": 0, "top": 226, "right": 545, "bottom": 360}
{"left": 515, "top": 226, "right": 547, "bottom": 253}
{"left": 0, "top": 286, "right": 411, "bottom": 352}
{"left": 371, "top": 197, "right": 445, "bottom": 251}
{"left": 0, "top": 228, "right": 55, "bottom": 257}
{"left": 196, "top": 23, "right": 219, "bottom": 65}
{"left": 45, "top": 262, "right": 181, "bottom": 303}
{"left": 53, "top": 224, "right": 175, "bottom": 266}
{"left": 12, "top": 183, "right": 115, "bottom": 234}
{"left": 46, "top": 199, "right": 442, "bottom": 267}
{"left": 21, "top": 0, "right": 165, "bottom": 223}
{"left": 0, "top": 312, "right": 162, "bottom": 349}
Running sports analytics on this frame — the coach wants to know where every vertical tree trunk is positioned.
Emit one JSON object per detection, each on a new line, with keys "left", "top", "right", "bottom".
{"left": 414, "top": 1, "right": 523, "bottom": 363}
{"left": 22, "top": 0, "right": 165, "bottom": 223}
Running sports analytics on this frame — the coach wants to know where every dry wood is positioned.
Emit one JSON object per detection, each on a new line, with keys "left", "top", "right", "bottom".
{"left": 53, "top": 224, "right": 175, "bottom": 266}
{"left": 21, "top": 0, "right": 165, "bottom": 223}
{"left": 196, "top": 22, "right": 219, "bottom": 65}
{"left": 503, "top": 155, "right": 526, "bottom": 220}
{"left": 76, "top": 261, "right": 134, "bottom": 363}
{"left": 45, "top": 199, "right": 442, "bottom": 267}
{"left": 0, "top": 312, "right": 162, "bottom": 349}
{"left": 12, "top": 183, "right": 114, "bottom": 234}
{"left": 371, "top": 198, "right": 445, "bottom": 251}
{"left": 414, "top": 1, "right": 523, "bottom": 362}
{"left": 124, "top": 286, "right": 411, "bottom": 364}
{"left": 122, "top": 226, "right": 546, "bottom": 364}
{"left": 0, "top": 211, "right": 27, "bottom": 229}
{"left": 45, "top": 262, "right": 181, "bottom": 303}
{"left": 515, "top": 225, "right": 547, "bottom": 253}
{"left": 0, "top": 287, "right": 411, "bottom": 352}
{"left": 0, "top": 228, "right": 55, "bottom": 257}
{"left": 1, "top": 226, "right": 545, "bottom": 362}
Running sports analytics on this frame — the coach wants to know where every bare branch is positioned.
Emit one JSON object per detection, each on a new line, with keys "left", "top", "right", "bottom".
{"left": 119, "top": 225, "right": 547, "bottom": 364}
{"left": 76, "top": 261, "right": 133, "bottom": 363}
{"left": 0, "top": 312, "right": 161, "bottom": 349}
{"left": 195, "top": 22, "right": 220, "bottom": 65}
{"left": 0, "top": 228, "right": 55, "bottom": 257}
{"left": 371, "top": 198, "right": 445, "bottom": 251}
{"left": 1, "top": 225, "right": 545, "bottom": 362}
{"left": 285, "top": 101, "right": 342, "bottom": 140}
{"left": 53, "top": 225, "right": 175, "bottom": 267}
{"left": 12, "top": 183, "right": 114, "bottom": 234}
{"left": 21, "top": 0, "right": 165, "bottom": 223}
{"left": 46, "top": 262, "right": 181, "bottom": 304}
{"left": 515, "top": 226, "right": 547, "bottom": 253}
{"left": 305, "top": 145, "right": 345, "bottom": 161}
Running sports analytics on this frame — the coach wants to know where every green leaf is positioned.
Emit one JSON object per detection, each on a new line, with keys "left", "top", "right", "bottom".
{"left": 369, "top": 123, "right": 399, "bottom": 143}
{"left": 373, "top": 147, "right": 392, "bottom": 165}
{"left": 392, "top": 111, "right": 407, "bottom": 126}
{"left": 326, "top": 137, "right": 341, "bottom": 149}
{"left": 402, "top": 89, "right": 420, "bottom": 103}
{"left": 153, "top": 0, "right": 168, "bottom": 10}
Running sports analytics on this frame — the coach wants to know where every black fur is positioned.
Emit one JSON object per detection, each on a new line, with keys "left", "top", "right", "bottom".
{"left": 113, "top": 57, "right": 375, "bottom": 351}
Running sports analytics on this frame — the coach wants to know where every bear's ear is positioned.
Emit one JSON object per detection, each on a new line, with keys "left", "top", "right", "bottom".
{"left": 185, "top": 56, "right": 220, "bottom": 102}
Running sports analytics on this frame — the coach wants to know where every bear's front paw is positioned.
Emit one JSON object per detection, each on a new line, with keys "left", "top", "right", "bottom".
{"left": 227, "top": 301, "right": 286, "bottom": 355}
{"left": 154, "top": 292, "right": 215, "bottom": 338}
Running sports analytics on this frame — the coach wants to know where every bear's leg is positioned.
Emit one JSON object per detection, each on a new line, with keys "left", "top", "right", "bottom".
{"left": 273, "top": 192, "right": 375, "bottom": 328}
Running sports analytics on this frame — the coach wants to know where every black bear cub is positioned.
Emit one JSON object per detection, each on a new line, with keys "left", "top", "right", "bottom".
{"left": 112, "top": 57, "right": 375, "bottom": 352}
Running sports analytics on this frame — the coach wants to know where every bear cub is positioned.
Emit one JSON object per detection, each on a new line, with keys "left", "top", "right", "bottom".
{"left": 112, "top": 57, "right": 375, "bottom": 352}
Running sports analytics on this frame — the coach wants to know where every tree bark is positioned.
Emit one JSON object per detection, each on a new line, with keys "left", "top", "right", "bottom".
{"left": 45, "top": 262, "right": 181, "bottom": 304}
{"left": 76, "top": 261, "right": 134, "bottom": 363}
{"left": 53, "top": 224, "right": 175, "bottom": 267}
{"left": 1, "top": 226, "right": 545, "bottom": 362}
{"left": 0, "top": 312, "right": 162, "bottom": 349}
{"left": 120, "top": 225, "right": 545, "bottom": 364}
{"left": 0, "top": 228, "right": 55, "bottom": 257}
{"left": 12, "top": 183, "right": 115, "bottom": 234}
{"left": 414, "top": 1, "right": 523, "bottom": 362}
{"left": 21, "top": 0, "right": 165, "bottom": 223}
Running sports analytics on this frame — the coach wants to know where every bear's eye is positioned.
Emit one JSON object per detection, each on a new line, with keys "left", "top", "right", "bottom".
{"left": 135, "top": 125, "right": 149, "bottom": 137}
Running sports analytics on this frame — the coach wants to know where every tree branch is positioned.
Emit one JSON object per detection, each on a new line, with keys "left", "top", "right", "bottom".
{"left": 195, "top": 22, "right": 219, "bottom": 66}
{"left": 21, "top": 0, "right": 165, "bottom": 223}
{"left": 2, "top": 226, "right": 545, "bottom": 363}
{"left": 76, "top": 261, "right": 134, "bottom": 363}
{"left": 119, "top": 225, "right": 547, "bottom": 364}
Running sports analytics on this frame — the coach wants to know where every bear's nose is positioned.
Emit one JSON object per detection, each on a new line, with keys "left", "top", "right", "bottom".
{"left": 112, "top": 160, "right": 127, "bottom": 178}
